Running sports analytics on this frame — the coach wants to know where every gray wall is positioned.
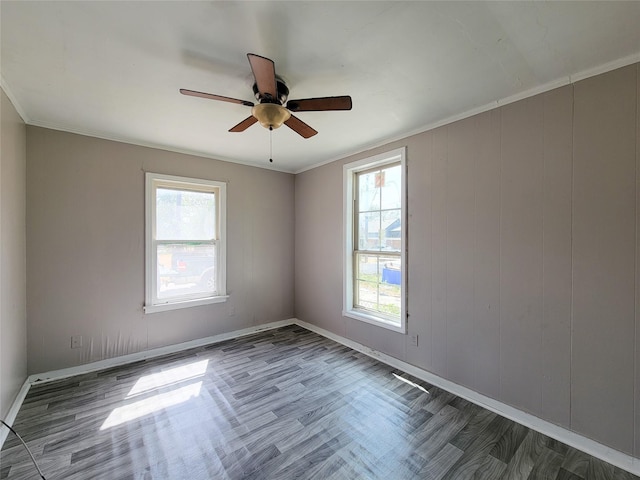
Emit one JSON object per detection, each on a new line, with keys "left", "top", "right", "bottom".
{"left": 0, "top": 89, "right": 27, "bottom": 419}
{"left": 295, "top": 63, "right": 640, "bottom": 457}
{"left": 27, "top": 127, "right": 295, "bottom": 374}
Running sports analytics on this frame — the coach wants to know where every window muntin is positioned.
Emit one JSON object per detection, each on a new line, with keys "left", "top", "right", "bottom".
{"left": 344, "top": 148, "right": 406, "bottom": 333}
{"left": 145, "top": 173, "right": 227, "bottom": 313}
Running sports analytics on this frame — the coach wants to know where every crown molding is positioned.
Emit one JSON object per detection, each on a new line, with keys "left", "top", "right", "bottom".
{"left": 295, "top": 52, "right": 640, "bottom": 174}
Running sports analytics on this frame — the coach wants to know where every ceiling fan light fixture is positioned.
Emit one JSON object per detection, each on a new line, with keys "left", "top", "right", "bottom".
{"left": 252, "top": 103, "right": 291, "bottom": 130}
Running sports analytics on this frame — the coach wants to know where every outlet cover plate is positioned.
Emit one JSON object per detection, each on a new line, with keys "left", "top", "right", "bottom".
{"left": 71, "top": 335, "right": 83, "bottom": 349}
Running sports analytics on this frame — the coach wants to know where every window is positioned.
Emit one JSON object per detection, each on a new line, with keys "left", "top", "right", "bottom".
{"left": 145, "top": 173, "right": 227, "bottom": 313}
{"left": 343, "top": 148, "right": 406, "bottom": 333}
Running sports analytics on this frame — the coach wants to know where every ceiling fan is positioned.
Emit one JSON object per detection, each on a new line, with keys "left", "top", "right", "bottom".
{"left": 180, "top": 53, "right": 352, "bottom": 139}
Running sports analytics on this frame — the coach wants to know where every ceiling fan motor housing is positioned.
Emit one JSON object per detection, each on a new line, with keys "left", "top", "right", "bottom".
{"left": 253, "top": 78, "right": 289, "bottom": 105}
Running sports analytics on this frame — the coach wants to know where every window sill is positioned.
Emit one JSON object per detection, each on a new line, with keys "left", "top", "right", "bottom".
{"left": 343, "top": 309, "right": 406, "bottom": 334}
{"left": 144, "top": 295, "right": 229, "bottom": 314}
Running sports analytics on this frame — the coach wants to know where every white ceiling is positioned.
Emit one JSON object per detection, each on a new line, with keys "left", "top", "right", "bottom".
{"left": 2, "top": 1, "right": 639, "bottom": 173}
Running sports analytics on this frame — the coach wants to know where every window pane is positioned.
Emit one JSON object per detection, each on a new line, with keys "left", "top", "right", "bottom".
{"left": 380, "top": 164, "right": 402, "bottom": 210}
{"left": 354, "top": 252, "right": 401, "bottom": 319}
{"left": 380, "top": 254, "right": 401, "bottom": 316}
{"left": 355, "top": 279, "right": 378, "bottom": 311}
{"left": 157, "top": 243, "right": 216, "bottom": 299}
{"left": 381, "top": 209, "right": 401, "bottom": 252}
{"left": 356, "top": 253, "right": 379, "bottom": 281}
{"left": 379, "top": 287, "right": 401, "bottom": 316}
{"left": 156, "top": 188, "right": 215, "bottom": 240}
{"left": 358, "top": 170, "right": 380, "bottom": 212}
{"left": 380, "top": 255, "right": 401, "bottom": 284}
{"left": 355, "top": 253, "right": 379, "bottom": 310}
{"left": 358, "top": 212, "right": 381, "bottom": 250}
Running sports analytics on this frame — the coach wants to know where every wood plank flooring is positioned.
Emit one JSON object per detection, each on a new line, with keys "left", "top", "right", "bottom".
{"left": 1, "top": 326, "right": 637, "bottom": 479}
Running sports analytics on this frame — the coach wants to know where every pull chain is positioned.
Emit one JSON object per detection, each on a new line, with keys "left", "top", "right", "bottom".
{"left": 269, "top": 126, "right": 273, "bottom": 163}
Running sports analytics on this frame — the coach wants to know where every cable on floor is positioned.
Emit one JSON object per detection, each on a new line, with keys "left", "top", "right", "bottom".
{"left": 0, "top": 419, "right": 47, "bottom": 479}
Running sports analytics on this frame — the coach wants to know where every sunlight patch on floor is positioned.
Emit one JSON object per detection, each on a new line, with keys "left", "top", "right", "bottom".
{"left": 100, "top": 359, "right": 209, "bottom": 430}
{"left": 101, "top": 381, "right": 203, "bottom": 430}
{"left": 392, "top": 372, "right": 429, "bottom": 394}
{"left": 127, "top": 359, "right": 209, "bottom": 397}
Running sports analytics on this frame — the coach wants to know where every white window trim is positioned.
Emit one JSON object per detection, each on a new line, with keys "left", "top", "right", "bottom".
{"left": 343, "top": 147, "right": 407, "bottom": 333}
{"left": 144, "top": 172, "right": 228, "bottom": 314}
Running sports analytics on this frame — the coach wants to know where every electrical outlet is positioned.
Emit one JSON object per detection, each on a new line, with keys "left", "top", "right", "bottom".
{"left": 71, "top": 335, "right": 83, "bottom": 349}
{"left": 410, "top": 334, "right": 418, "bottom": 347}
{"left": 229, "top": 306, "right": 236, "bottom": 316}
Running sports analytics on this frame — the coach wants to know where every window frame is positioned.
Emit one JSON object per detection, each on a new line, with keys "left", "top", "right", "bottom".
{"left": 343, "top": 147, "right": 407, "bottom": 333}
{"left": 144, "top": 172, "right": 228, "bottom": 314}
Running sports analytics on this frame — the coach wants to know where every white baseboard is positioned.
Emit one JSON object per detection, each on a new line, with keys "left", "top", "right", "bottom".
{"left": 6, "top": 317, "right": 639, "bottom": 476}
{"left": 293, "top": 318, "right": 640, "bottom": 476}
{"left": 0, "top": 379, "right": 31, "bottom": 449}
{"left": 28, "top": 319, "right": 296, "bottom": 384}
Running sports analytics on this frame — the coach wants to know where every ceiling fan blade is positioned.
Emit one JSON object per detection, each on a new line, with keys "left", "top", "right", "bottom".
{"left": 247, "top": 53, "right": 278, "bottom": 99}
{"left": 286, "top": 96, "right": 352, "bottom": 112}
{"left": 180, "top": 89, "right": 254, "bottom": 107}
{"left": 229, "top": 116, "right": 258, "bottom": 132}
{"left": 284, "top": 115, "right": 318, "bottom": 138}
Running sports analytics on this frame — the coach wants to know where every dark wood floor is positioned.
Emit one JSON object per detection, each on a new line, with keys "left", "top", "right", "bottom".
{"left": 1, "top": 326, "right": 637, "bottom": 480}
